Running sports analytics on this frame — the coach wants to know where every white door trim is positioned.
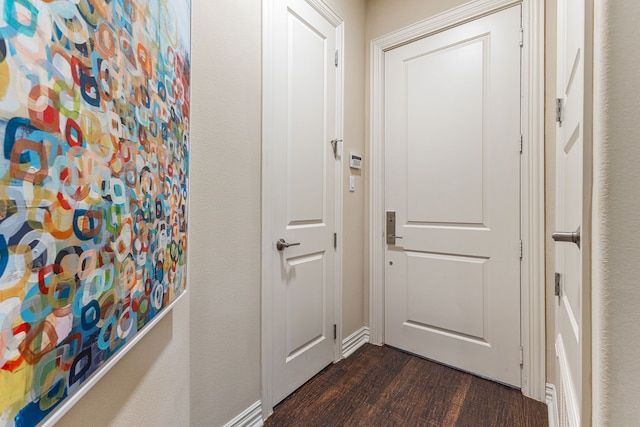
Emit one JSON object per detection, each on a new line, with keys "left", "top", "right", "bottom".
{"left": 261, "top": 0, "right": 344, "bottom": 419}
{"left": 368, "top": 0, "right": 546, "bottom": 401}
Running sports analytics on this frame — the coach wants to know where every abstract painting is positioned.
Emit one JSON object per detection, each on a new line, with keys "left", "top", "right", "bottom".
{"left": 0, "top": 0, "right": 190, "bottom": 425}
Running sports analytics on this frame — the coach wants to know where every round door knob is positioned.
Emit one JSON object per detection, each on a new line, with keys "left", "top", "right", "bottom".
{"left": 551, "top": 226, "right": 580, "bottom": 248}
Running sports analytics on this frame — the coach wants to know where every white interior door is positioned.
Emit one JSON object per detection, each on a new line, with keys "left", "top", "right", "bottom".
{"left": 554, "top": 0, "right": 586, "bottom": 425}
{"left": 384, "top": 6, "right": 522, "bottom": 387}
{"left": 267, "top": 0, "right": 340, "bottom": 406}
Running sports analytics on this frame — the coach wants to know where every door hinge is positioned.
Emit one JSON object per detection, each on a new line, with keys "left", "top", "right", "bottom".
{"left": 519, "top": 135, "right": 523, "bottom": 154}
{"left": 555, "top": 273, "right": 562, "bottom": 296}
{"left": 335, "top": 50, "right": 339, "bottom": 67}
{"left": 519, "top": 240, "right": 523, "bottom": 260}
{"left": 334, "top": 232, "right": 337, "bottom": 249}
{"left": 333, "top": 324, "right": 337, "bottom": 340}
{"left": 519, "top": 346, "right": 524, "bottom": 366}
{"left": 519, "top": 28, "right": 524, "bottom": 47}
{"left": 556, "top": 98, "right": 563, "bottom": 124}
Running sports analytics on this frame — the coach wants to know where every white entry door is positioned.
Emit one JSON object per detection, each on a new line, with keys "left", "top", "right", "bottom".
{"left": 384, "top": 6, "right": 522, "bottom": 387}
{"left": 265, "top": 0, "right": 341, "bottom": 406}
{"left": 554, "top": 0, "right": 587, "bottom": 425}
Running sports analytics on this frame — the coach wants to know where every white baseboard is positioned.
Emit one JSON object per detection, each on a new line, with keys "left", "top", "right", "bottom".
{"left": 546, "top": 383, "right": 559, "bottom": 427}
{"left": 342, "top": 326, "right": 370, "bottom": 358}
{"left": 223, "top": 400, "right": 263, "bottom": 427}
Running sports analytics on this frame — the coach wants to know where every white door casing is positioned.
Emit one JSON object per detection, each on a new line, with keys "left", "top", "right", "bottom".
{"left": 554, "top": 0, "right": 591, "bottom": 424}
{"left": 383, "top": 5, "right": 522, "bottom": 387}
{"left": 262, "top": 0, "right": 344, "bottom": 415}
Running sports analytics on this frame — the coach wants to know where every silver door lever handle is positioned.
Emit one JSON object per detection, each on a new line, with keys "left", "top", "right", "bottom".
{"left": 277, "top": 238, "right": 301, "bottom": 251}
{"left": 387, "top": 234, "right": 403, "bottom": 239}
{"left": 552, "top": 226, "right": 580, "bottom": 248}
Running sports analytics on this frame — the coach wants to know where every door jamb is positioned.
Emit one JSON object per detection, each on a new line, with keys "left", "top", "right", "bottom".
{"left": 261, "top": 0, "right": 345, "bottom": 418}
{"left": 367, "top": 0, "right": 546, "bottom": 401}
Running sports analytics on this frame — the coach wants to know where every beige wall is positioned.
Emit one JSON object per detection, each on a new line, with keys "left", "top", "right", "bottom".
{"left": 189, "top": 1, "right": 263, "bottom": 425}
{"left": 339, "top": 0, "right": 369, "bottom": 340}
{"left": 592, "top": 1, "right": 640, "bottom": 425}
{"left": 325, "top": 0, "right": 368, "bottom": 340}
{"left": 58, "top": 304, "right": 190, "bottom": 426}
{"left": 365, "top": 0, "right": 468, "bottom": 41}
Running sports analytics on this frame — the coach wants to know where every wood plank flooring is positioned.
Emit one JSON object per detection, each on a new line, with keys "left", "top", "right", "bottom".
{"left": 264, "top": 344, "right": 548, "bottom": 427}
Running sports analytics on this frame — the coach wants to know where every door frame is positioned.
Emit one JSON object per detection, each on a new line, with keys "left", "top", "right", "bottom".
{"left": 368, "top": 0, "right": 546, "bottom": 401}
{"left": 261, "top": 0, "right": 345, "bottom": 418}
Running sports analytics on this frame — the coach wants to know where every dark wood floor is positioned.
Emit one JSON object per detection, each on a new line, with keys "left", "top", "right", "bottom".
{"left": 264, "top": 344, "right": 548, "bottom": 427}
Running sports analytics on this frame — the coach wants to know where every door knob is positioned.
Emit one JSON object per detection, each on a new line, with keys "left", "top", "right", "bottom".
{"left": 552, "top": 226, "right": 580, "bottom": 248}
{"left": 276, "top": 238, "right": 301, "bottom": 251}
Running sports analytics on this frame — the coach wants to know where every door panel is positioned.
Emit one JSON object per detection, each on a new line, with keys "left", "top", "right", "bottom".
{"left": 269, "top": 0, "right": 339, "bottom": 406}
{"left": 406, "top": 37, "right": 486, "bottom": 225}
{"left": 384, "top": 6, "right": 522, "bottom": 387}
{"left": 406, "top": 252, "right": 487, "bottom": 339}
{"left": 286, "top": 252, "right": 326, "bottom": 359}
{"left": 288, "top": 12, "right": 327, "bottom": 224}
{"left": 555, "top": 0, "right": 585, "bottom": 424}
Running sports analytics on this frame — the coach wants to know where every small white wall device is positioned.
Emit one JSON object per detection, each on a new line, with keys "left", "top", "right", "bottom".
{"left": 349, "top": 152, "right": 362, "bottom": 169}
